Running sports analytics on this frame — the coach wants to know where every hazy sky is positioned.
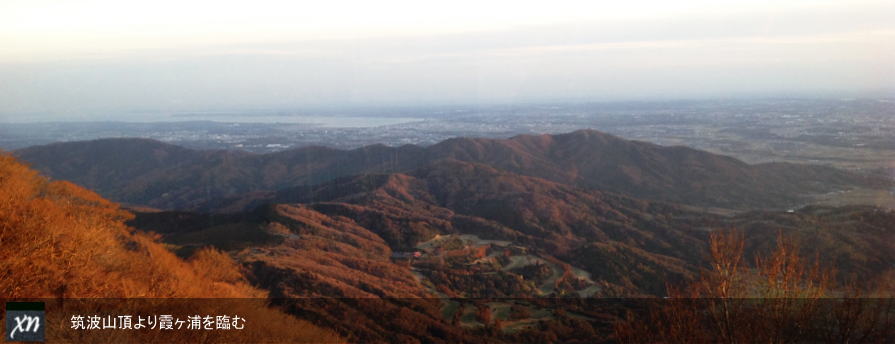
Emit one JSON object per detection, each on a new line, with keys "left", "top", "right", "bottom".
{"left": 1, "top": 0, "right": 893, "bottom": 120}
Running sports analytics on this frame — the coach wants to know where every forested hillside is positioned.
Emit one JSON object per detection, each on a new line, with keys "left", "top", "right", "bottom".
{"left": 0, "top": 154, "right": 339, "bottom": 343}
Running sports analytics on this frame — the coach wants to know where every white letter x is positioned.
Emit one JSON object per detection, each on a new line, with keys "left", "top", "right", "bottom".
{"left": 10, "top": 315, "right": 39, "bottom": 339}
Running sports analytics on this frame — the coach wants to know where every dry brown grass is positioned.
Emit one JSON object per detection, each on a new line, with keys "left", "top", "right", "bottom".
{"left": 0, "top": 154, "right": 341, "bottom": 343}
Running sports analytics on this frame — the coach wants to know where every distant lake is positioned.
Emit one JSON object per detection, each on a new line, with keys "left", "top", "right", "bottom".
{"left": 7, "top": 113, "right": 425, "bottom": 128}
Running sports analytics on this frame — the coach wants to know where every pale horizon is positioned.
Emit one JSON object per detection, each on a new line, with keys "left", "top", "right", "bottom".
{"left": 1, "top": 0, "right": 893, "bottom": 120}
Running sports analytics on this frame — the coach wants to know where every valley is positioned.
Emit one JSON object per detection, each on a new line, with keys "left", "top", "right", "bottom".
{"left": 4, "top": 1, "right": 894, "bottom": 340}
{"left": 4, "top": 127, "right": 894, "bottom": 342}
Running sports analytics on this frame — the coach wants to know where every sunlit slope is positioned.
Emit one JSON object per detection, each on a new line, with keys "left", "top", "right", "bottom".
{"left": 0, "top": 153, "right": 339, "bottom": 342}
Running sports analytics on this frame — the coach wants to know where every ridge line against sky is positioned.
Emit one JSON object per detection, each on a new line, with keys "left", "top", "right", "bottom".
{"left": 0, "top": 0, "right": 893, "bottom": 120}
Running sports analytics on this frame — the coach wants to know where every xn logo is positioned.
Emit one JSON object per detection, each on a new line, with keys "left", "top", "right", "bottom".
{"left": 5, "top": 302, "right": 45, "bottom": 342}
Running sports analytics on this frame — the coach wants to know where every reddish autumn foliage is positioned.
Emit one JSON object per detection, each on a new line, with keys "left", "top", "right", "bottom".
{"left": 0, "top": 154, "right": 340, "bottom": 343}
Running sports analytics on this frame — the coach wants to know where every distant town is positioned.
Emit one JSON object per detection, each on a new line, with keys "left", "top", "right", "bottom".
{"left": 2, "top": 98, "right": 893, "bottom": 173}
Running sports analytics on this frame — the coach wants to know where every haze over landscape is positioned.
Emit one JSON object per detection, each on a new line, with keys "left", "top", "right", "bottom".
{"left": 1, "top": 1, "right": 894, "bottom": 343}
{"left": 1, "top": 0, "right": 894, "bottom": 120}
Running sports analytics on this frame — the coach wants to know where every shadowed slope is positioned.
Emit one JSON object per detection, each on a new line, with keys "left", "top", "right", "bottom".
{"left": 15, "top": 130, "right": 875, "bottom": 210}
{"left": 427, "top": 130, "right": 863, "bottom": 208}
{"left": 0, "top": 153, "right": 340, "bottom": 343}
{"left": 173, "top": 159, "right": 895, "bottom": 296}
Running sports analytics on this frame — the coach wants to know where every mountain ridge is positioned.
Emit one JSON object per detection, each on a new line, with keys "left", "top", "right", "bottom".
{"left": 14, "top": 129, "right": 877, "bottom": 210}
